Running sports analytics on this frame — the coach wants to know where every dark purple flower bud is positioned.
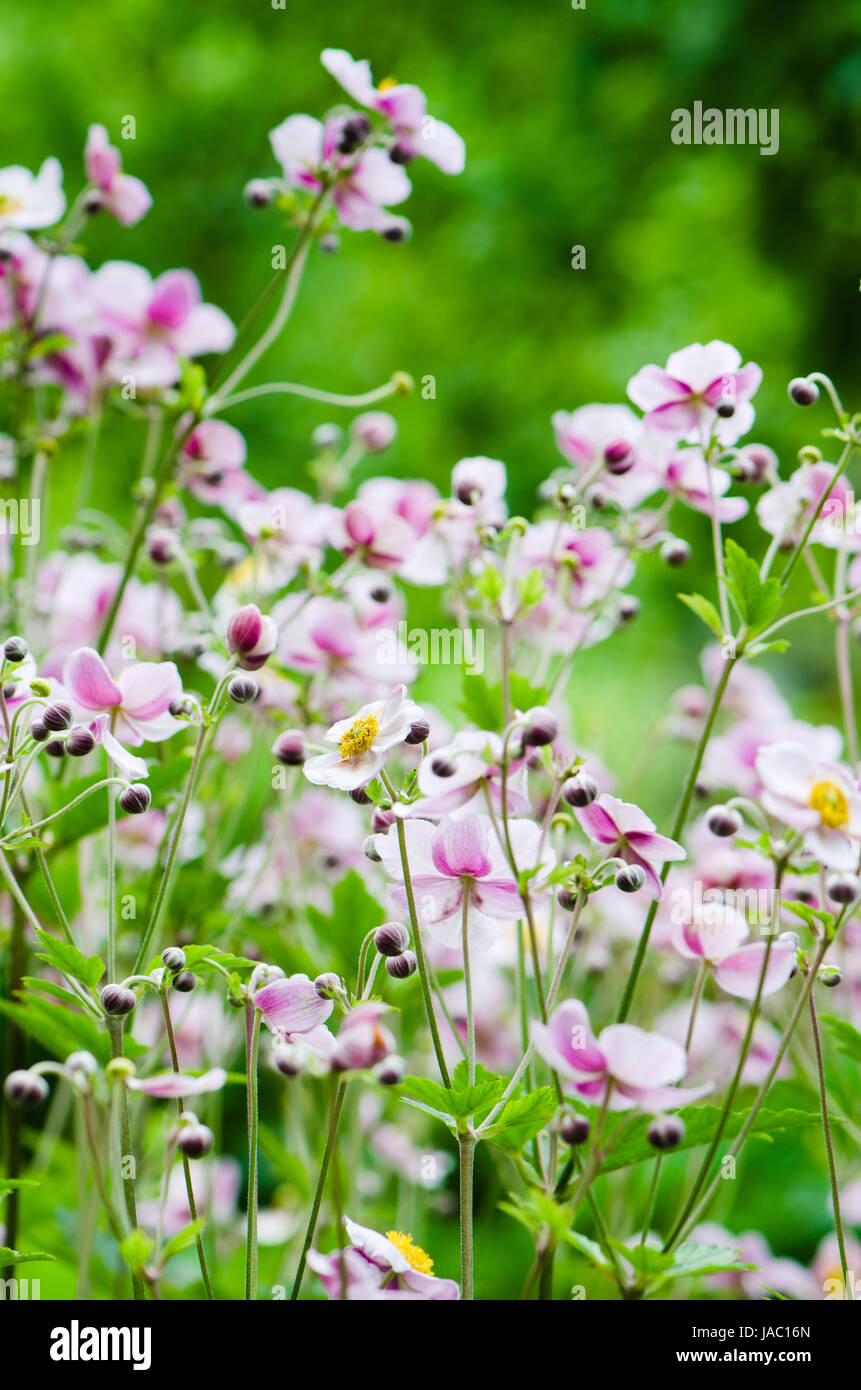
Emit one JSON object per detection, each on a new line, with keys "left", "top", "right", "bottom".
{"left": 647, "top": 1115, "right": 686, "bottom": 1150}
{"left": 227, "top": 604, "right": 277, "bottom": 671}
{"left": 363, "top": 834, "right": 383, "bottom": 862}
{"left": 615, "top": 864, "right": 646, "bottom": 893}
{"left": 350, "top": 785, "right": 373, "bottom": 805}
{"left": 737, "top": 446, "right": 773, "bottom": 484}
{"left": 372, "top": 807, "right": 396, "bottom": 834}
{"left": 562, "top": 772, "right": 598, "bottom": 807}
{"left": 44, "top": 738, "right": 66, "bottom": 758}
{"left": 522, "top": 706, "right": 558, "bottom": 748}
{"left": 819, "top": 965, "right": 842, "bottom": 988}
{"left": 66, "top": 725, "right": 96, "bottom": 757}
{"left": 29, "top": 718, "right": 49, "bottom": 743}
{"left": 244, "top": 178, "right": 272, "bottom": 208}
{"left": 716, "top": 399, "right": 735, "bottom": 419}
{"left": 788, "top": 377, "right": 819, "bottom": 406}
{"left": 405, "top": 717, "right": 430, "bottom": 746}
{"left": 380, "top": 218, "right": 411, "bottom": 243}
{"left": 706, "top": 806, "right": 742, "bottom": 838}
{"left": 178, "top": 1123, "right": 214, "bottom": 1159}
{"left": 83, "top": 189, "right": 103, "bottom": 215}
{"left": 173, "top": 971, "right": 196, "bottom": 993}
{"left": 430, "top": 756, "right": 455, "bottom": 778}
{"left": 66, "top": 1050, "right": 98, "bottom": 1077}
{"left": 375, "top": 922, "right": 411, "bottom": 957}
{"left": 385, "top": 950, "right": 418, "bottom": 980}
{"left": 560, "top": 1112, "right": 591, "bottom": 1146}
{"left": 617, "top": 595, "right": 640, "bottom": 624}
{"left": 556, "top": 887, "right": 578, "bottom": 911}
{"left": 4, "top": 1069, "right": 49, "bottom": 1108}
{"left": 228, "top": 674, "right": 259, "bottom": 704}
{"left": 315, "top": 972, "right": 343, "bottom": 1000}
{"left": 100, "top": 984, "right": 137, "bottom": 1017}
{"left": 373, "top": 1054, "right": 407, "bottom": 1085}
{"left": 273, "top": 730, "right": 305, "bottom": 765}
{"left": 825, "top": 872, "right": 861, "bottom": 905}
{"left": 660, "top": 538, "right": 691, "bottom": 568}
{"left": 161, "top": 947, "right": 186, "bottom": 973}
{"left": 3, "top": 636, "right": 29, "bottom": 663}
{"left": 338, "top": 113, "right": 372, "bottom": 154}
{"left": 389, "top": 141, "right": 415, "bottom": 165}
{"left": 119, "top": 784, "right": 152, "bottom": 815}
{"left": 603, "top": 438, "right": 634, "bottom": 474}
{"left": 146, "top": 529, "right": 177, "bottom": 567}
{"left": 169, "top": 696, "right": 197, "bottom": 720}
{"left": 274, "top": 1044, "right": 306, "bottom": 1077}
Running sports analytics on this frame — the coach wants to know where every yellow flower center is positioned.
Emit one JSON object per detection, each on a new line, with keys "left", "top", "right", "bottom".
{"left": 0, "top": 195, "right": 23, "bottom": 215}
{"left": 338, "top": 713, "right": 380, "bottom": 759}
{"left": 378, "top": 76, "right": 399, "bottom": 92}
{"left": 809, "top": 779, "right": 849, "bottom": 829}
{"left": 385, "top": 1230, "right": 435, "bottom": 1276}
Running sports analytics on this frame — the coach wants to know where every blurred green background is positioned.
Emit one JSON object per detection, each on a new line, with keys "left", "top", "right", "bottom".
{"left": 3, "top": 0, "right": 860, "bottom": 788}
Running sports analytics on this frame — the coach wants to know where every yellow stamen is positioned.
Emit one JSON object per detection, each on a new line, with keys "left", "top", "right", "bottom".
{"left": 809, "top": 779, "right": 849, "bottom": 829}
{"left": 378, "top": 76, "right": 399, "bottom": 92}
{"left": 385, "top": 1230, "right": 435, "bottom": 1276}
{"left": 0, "top": 195, "right": 23, "bottom": 215}
{"left": 338, "top": 713, "right": 380, "bottom": 759}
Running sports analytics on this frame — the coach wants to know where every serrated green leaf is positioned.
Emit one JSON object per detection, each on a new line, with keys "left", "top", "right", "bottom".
{"left": 821, "top": 1014, "right": 861, "bottom": 1065}
{"left": 33, "top": 927, "right": 104, "bottom": 990}
{"left": 0, "top": 1247, "right": 56, "bottom": 1268}
{"left": 594, "top": 1102, "right": 831, "bottom": 1174}
{"left": 161, "top": 1219, "right": 206, "bottom": 1262}
{"left": 722, "top": 538, "right": 782, "bottom": 634}
{"left": 678, "top": 592, "right": 724, "bottom": 638}
{"left": 482, "top": 1087, "right": 557, "bottom": 1153}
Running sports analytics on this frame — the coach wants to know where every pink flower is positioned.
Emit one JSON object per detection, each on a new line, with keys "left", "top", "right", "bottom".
{"left": 575, "top": 793, "right": 686, "bottom": 898}
{"left": 331, "top": 1002, "right": 396, "bottom": 1072}
{"left": 62, "top": 646, "right": 183, "bottom": 779}
{"left": 226, "top": 604, "right": 277, "bottom": 671}
{"left": 531, "top": 999, "right": 712, "bottom": 1112}
{"left": 308, "top": 1215, "right": 460, "bottom": 1300}
{"left": 551, "top": 403, "right": 662, "bottom": 508}
{"left": 628, "top": 341, "right": 762, "bottom": 445}
{"left": 269, "top": 114, "right": 411, "bottom": 234}
{"left": 405, "top": 730, "right": 530, "bottom": 819}
{"left": 321, "top": 49, "right": 465, "bottom": 175}
{"left": 334, "top": 499, "right": 416, "bottom": 571}
{"left": 0, "top": 159, "right": 66, "bottom": 231}
{"left": 126, "top": 1067, "right": 227, "bottom": 1099}
{"left": 756, "top": 741, "right": 861, "bottom": 870}
{"left": 84, "top": 125, "right": 152, "bottom": 226}
{"left": 254, "top": 973, "right": 334, "bottom": 1057}
{"left": 660, "top": 450, "right": 749, "bottom": 522}
{"left": 177, "top": 416, "right": 252, "bottom": 506}
{"left": 757, "top": 461, "right": 860, "bottom": 552}
{"left": 303, "top": 685, "right": 424, "bottom": 791}
{"left": 668, "top": 898, "right": 796, "bottom": 1001}
{"left": 376, "top": 814, "right": 554, "bottom": 949}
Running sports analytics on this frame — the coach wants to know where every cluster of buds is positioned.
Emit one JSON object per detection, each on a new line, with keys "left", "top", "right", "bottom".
{"left": 30, "top": 700, "right": 97, "bottom": 760}
{"left": 374, "top": 922, "right": 416, "bottom": 980}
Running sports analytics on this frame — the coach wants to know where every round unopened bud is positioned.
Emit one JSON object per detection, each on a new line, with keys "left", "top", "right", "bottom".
{"left": 363, "top": 834, "right": 383, "bottom": 862}
{"left": 375, "top": 922, "right": 411, "bottom": 958}
{"left": 178, "top": 1123, "right": 214, "bottom": 1159}
{"left": 43, "top": 700, "right": 72, "bottom": 733}
{"left": 707, "top": 805, "right": 742, "bottom": 838}
{"left": 228, "top": 674, "right": 259, "bottom": 704}
{"left": 825, "top": 872, "right": 861, "bottom": 905}
{"left": 788, "top": 377, "right": 819, "bottom": 407}
{"left": 716, "top": 399, "right": 735, "bottom": 419}
{"left": 430, "top": 755, "right": 455, "bottom": 778}
{"left": 617, "top": 595, "right": 640, "bottom": 624}
{"left": 660, "top": 537, "right": 691, "bottom": 568}
{"left": 311, "top": 423, "right": 342, "bottom": 451}
{"left": 350, "top": 411, "right": 397, "bottom": 454}
{"left": 44, "top": 738, "right": 66, "bottom": 758}
{"left": 381, "top": 218, "right": 411, "bottom": 244}
{"left": 615, "top": 864, "right": 646, "bottom": 893}
{"left": 65, "top": 1050, "right": 98, "bottom": 1077}
{"left": 338, "top": 113, "right": 372, "bottom": 154}
{"left": 146, "top": 530, "right": 177, "bottom": 566}
{"left": 373, "top": 1054, "right": 407, "bottom": 1086}
{"left": 315, "top": 972, "right": 343, "bottom": 1000}
{"left": 349, "top": 785, "right": 373, "bottom": 805}
{"left": 161, "top": 947, "right": 186, "bottom": 973}
{"left": 562, "top": 772, "right": 598, "bottom": 807}
{"left": 227, "top": 604, "right": 277, "bottom": 671}
{"left": 385, "top": 950, "right": 418, "bottom": 980}
{"left": 3, "top": 636, "right": 29, "bottom": 663}
{"left": 5, "top": 1069, "right": 49, "bottom": 1107}
{"left": 522, "top": 707, "right": 558, "bottom": 748}
{"left": 389, "top": 141, "right": 415, "bottom": 165}
{"left": 119, "top": 784, "right": 152, "bottom": 815}
{"left": 66, "top": 725, "right": 96, "bottom": 757}
{"left": 372, "top": 807, "right": 395, "bottom": 834}
{"left": 560, "top": 1112, "right": 591, "bottom": 1146}
{"left": 556, "top": 887, "right": 579, "bottom": 911}
{"left": 647, "top": 1115, "right": 686, "bottom": 1150}
{"left": 272, "top": 730, "right": 305, "bottom": 765}
{"left": 274, "top": 1043, "right": 306, "bottom": 1077}
{"left": 244, "top": 178, "right": 272, "bottom": 208}
{"left": 819, "top": 965, "right": 842, "bottom": 989}
{"left": 29, "top": 718, "right": 49, "bottom": 743}
{"left": 100, "top": 984, "right": 136, "bottom": 1017}
{"left": 173, "top": 971, "right": 196, "bottom": 993}
{"left": 603, "top": 438, "right": 635, "bottom": 474}
{"left": 405, "top": 717, "right": 430, "bottom": 746}
{"left": 106, "top": 1056, "right": 137, "bottom": 1081}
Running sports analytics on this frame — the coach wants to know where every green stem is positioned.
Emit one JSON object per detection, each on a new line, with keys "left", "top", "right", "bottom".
{"left": 458, "top": 1131, "right": 475, "bottom": 1300}
{"left": 392, "top": 810, "right": 452, "bottom": 1088}
{"left": 109, "top": 1020, "right": 145, "bottom": 1300}
{"left": 244, "top": 1002, "right": 262, "bottom": 1300}
{"left": 809, "top": 990, "right": 851, "bottom": 1299}
{"left": 160, "top": 991, "right": 214, "bottom": 1299}
{"left": 290, "top": 1078, "right": 348, "bottom": 1299}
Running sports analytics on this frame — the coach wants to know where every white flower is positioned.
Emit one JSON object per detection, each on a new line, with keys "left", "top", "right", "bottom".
{"left": 756, "top": 740, "right": 861, "bottom": 869}
{"left": 0, "top": 158, "right": 66, "bottom": 231}
{"left": 303, "top": 685, "right": 425, "bottom": 791}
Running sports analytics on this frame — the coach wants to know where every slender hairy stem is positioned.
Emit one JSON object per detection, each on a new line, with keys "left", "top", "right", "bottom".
{"left": 392, "top": 811, "right": 452, "bottom": 1088}
{"left": 161, "top": 992, "right": 214, "bottom": 1299}
{"left": 290, "top": 1079, "right": 348, "bottom": 1299}
{"left": 458, "top": 1131, "right": 475, "bottom": 1300}
{"left": 244, "top": 1002, "right": 262, "bottom": 1300}
{"left": 809, "top": 991, "right": 851, "bottom": 1298}
{"left": 109, "top": 1020, "right": 146, "bottom": 1300}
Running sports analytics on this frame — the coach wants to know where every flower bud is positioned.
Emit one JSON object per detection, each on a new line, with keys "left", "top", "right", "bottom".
{"left": 617, "top": 595, "right": 640, "bottom": 624}
{"left": 647, "top": 1115, "right": 686, "bottom": 1150}
{"left": 227, "top": 604, "right": 277, "bottom": 671}
{"left": 522, "top": 706, "right": 558, "bottom": 748}
{"left": 100, "top": 984, "right": 136, "bottom": 1017}
{"left": 404, "top": 717, "right": 430, "bottom": 746}
{"left": 312, "top": 423, "right": 342, "bottom": 451}
{"left": 119, "top": 784, "right": 152, "bottom": 815}
{"left": 173, "top": 971, "right": 196, "bottom": 993}
{"left": 385, "top": 950, "right": 418, "bottom": 980}
{"left": 615, "top": 864, "right": 646, "bottom": 893}
{"left": 244, "top": 178, "right": 272, "bottom": 208}
{"left": 146, "top": 529, "right": 177, "bottom": 566}
{"left": 372, "top": 807, "right": 395, "bottom": 834}
{"left": 350, "top": 411, "right": 397, "bottom": 454}
{"left": 389, "top": 141, "right": 414, "bottom": 165}
{"left": 178, "top": 1123, "right": 214, "bottom": 1159}
{"left": 274, "top": 1043, "right": 306, "bottom": 1077}
{"left": 338, "top": 113, "right": 372, "bottom": 153}
{"left": 161, "top": 947, "right": 186, "bottom": 973}
{"left": 228, "top": 674, "right": 259, "bottom": 704}
{"left": 380, "top": 218, "right": 411, "bottom": 243}
{"left": 42, "top": 700, "right": 72, "bottom": 733}
{"left": 4, "top": 1069, "right": 48, "bottom": 1108}
{"left": 29, "top": 718, "right": 49, "bottom": 743}
{"left": 556, "top": 886, "right": 578, "bottom": 912}
{"left": 349, "top": 784, "right": 374, "bottom": 805}
{"left": 363, "top": 834, "right": 383, "bottom": 862}
{"left": 66, "top": 725, "right": 96, "bottom": 757}
{"left": 374, "top": 922, "right": 411, "bottom": 958}
{"left": 106, "top": 1055, "right": 137, "bottom": 1081}
{"left": 65, "top": 1050, "right": 98, "bottom": 1077}
{"left": 315, "top": 972, "right": 344, "bottom": 1000}
{"left": 706, "top": 805, "right": 742, "bottom": 838}
{"left": 603, "top": 438, "right": 634, "bottom": 474}
{"left": 3, "top": 636, "right": 28, "bottom": 663}
{"left": 560, "top": 1112, "right": 591, "bottom": 1146}
{"left": 272, "top": 730, "right": 305, "bottom": 765}
{"left": 44, "top": 738, "right": 66, "bottom": 758}
{"left": 825, "top": 872, "right": 861, "bottom": 905}
{"left": 819, "top": 965, "right": 842, "bottom": 989}
{"left": 788, "top": 377, "right": 819, "bottom": 407}
{"left": 562, "top": 772, "right": 598, "bottom": 807}
{"left": 430, "top": 755, "right": 455, "bottom": 778}
{"left": 660, "top": 538, "right": 691, "bottom": 568}
{"left": 373, "top": 1054, "right": 407, "bottom": 1086}
{"left": 716, "top": 399, "right": 735, "bottom": 419}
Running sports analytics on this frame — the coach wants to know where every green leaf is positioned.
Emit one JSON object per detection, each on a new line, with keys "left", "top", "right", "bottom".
{"left": 144, "top": 944, "right": 259, "bottom": 977}
{"left": 678, "top": 592, "right": 724, "bottom": 638}
{"left": 594, "top": 1102, "right": 831, "bottom": 1174}
{"left": 0, "top": 997, "right": 144, "bottom": 1065}
{"left": 517, "top": 567, "right": 546, "bottom": 614}
{"left": 475, "top": 565, "right": 505, "bottom": 604}
{"left": 457, "top": 672, "right": 502, "bottom": 731}
{"left": 509, "top": 673, "right": 548, "bottom": 713}
{"left": 780, "top": 899, "right": 835, "bottom": 937}
{"left": 0, "top": 1247, "right": 56, "bottom": 1268}
{"left": 161, "top": 1219, "right": 206, "bottom": 1262}
{"left": 821, "top": 1014, "right": 861, "bottom": 1065}
{"left": 664, "top": 1242, "right": 756, "bottom": 1281}
{"left": 33, "top": 927, "right": 104, "bottom": 990}
{"left": 399, "top": 1064, "right": 505, "bottom": 1129}
{"left": 482, "top": 1087, "right": 557, "bottom": 1153}
{"left": 722, "top": 538, "right": 782, "bottom": 634}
